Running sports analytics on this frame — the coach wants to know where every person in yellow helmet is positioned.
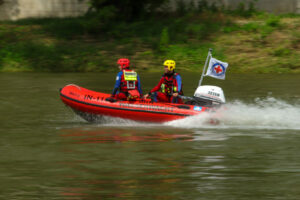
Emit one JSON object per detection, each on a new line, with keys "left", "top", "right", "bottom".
{"left": 144, "top": 60, "right": 183, "bottom": 103}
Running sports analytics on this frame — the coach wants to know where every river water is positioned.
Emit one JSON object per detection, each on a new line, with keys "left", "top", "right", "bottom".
{"left": 1, "top": 72, "right": 300, "bottom": 199}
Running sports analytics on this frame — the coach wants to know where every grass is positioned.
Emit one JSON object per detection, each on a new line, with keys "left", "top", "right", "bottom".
{"left": 0, "top": 12, "right": 299, "bottom": 73}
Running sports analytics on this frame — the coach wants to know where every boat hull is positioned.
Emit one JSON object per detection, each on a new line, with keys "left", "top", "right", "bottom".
{"left": 60, "top": 84, "right": 209, "bottom": 123}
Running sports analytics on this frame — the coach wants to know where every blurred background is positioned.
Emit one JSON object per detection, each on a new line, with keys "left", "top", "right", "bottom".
{"left": 0, "top": 0, "right": 299, "bottom": 73}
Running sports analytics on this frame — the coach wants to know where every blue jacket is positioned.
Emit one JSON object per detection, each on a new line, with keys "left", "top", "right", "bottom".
{"left": 112, "top": 71, "right": 143, "bottom": 96}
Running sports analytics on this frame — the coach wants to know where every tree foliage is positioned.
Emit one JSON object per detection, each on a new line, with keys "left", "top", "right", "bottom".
{"left": 89, "top": 0, "right": 168, "bottom": 21}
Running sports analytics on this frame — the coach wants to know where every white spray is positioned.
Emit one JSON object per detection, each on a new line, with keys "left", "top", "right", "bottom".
{"left": 167, "top": 97, "right": 300, "bottom": 130}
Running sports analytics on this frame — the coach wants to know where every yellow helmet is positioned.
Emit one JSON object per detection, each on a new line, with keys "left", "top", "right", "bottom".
{"left": 163, "top": 60, "right": 176, "bottom": 71}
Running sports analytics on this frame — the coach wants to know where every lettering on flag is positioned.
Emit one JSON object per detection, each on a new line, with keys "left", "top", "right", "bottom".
{"left": 205, "top": 57, "right": 229, "bottom": 80}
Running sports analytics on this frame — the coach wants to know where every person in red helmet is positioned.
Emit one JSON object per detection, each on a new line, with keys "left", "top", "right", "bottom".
{"left": 110, "top": 58, "right": 143, "bottom": 101}
{"left": 144, "top": 60, "right": 183, "bottom": 103}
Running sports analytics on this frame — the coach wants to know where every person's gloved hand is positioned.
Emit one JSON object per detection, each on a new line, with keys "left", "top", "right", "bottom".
{"left": 143, "top": 92, "right": 152, "bottom": 99}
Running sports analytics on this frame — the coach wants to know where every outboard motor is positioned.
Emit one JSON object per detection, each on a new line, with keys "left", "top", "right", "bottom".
{"left": 185, "top": 85, "right": 225, "bottom": 107}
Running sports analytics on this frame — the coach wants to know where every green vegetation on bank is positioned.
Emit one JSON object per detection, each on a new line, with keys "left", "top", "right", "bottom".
{"left": 0, "top": 5, "right": 299, "bottom": 73}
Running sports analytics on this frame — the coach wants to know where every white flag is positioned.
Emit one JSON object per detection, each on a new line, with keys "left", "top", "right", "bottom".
{"left": 205, "top": 57, "right": 229, "bottom": 80}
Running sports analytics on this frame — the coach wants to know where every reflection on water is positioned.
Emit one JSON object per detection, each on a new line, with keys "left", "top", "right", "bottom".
{"left": 58, "top": 127, "right": 196, "bottom": 199}
{"left": 1, "top": 73, "right": 300, "bottom": 199}
{"left": 61, "top": 127, "right": 194, "bottom": 143}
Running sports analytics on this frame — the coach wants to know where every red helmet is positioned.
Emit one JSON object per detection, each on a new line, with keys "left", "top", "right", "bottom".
{"left": 117, "top": 58, "right": 130, "bottom": 69}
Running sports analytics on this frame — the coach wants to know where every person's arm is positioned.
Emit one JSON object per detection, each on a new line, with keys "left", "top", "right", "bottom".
{"left": 137, "top": 75, "right": 143, "bottom": 96}
{"left": 150, "top": 77, "right": 164, "bottom": 93}
{"left": 172, "top": 74, "right": 182, "bottom": 97}
{"left": 174, "top": 74, "right": 182, "bottom": 92}
{"left": 143, "top": 76, "right": 163, "bottom": 98}
{"left": 112, "top": 71, "right": 123, "bottom": 96}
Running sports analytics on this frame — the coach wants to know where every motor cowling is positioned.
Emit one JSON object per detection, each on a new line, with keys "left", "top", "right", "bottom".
{"left": 193, "top": 85, "right": 225, "bottom": 104}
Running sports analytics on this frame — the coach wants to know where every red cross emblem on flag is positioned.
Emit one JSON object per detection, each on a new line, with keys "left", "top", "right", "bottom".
{"left": 214, "top": 65, "right": 223, "bottom": 74}
{"left": 206, "top": 58, "right": 228, "bottom": 80}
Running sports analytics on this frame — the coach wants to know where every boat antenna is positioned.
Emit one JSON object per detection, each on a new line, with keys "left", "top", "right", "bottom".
{"left": 198, "top": 48, "right": 212, "bottom": 86}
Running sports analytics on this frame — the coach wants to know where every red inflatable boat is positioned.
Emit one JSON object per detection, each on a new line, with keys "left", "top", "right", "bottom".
{"left": 59, "top": 84, "right": 225, "bottom": 123}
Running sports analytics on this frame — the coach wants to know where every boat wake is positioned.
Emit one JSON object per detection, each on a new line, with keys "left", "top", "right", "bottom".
{"left": 66, "top": 97, "right": 300, "bottom": 130}
{"left": 167, "top": 97, "right": 300, "bottom": 130}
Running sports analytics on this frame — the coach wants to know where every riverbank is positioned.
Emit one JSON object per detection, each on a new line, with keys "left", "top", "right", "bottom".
{"left": 0, "top": 12, "right": 299, "bottom": 73}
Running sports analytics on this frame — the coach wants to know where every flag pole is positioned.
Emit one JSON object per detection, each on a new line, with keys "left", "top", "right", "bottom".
{"left": 198, "top": 48, "right": 212, "bottom": 86}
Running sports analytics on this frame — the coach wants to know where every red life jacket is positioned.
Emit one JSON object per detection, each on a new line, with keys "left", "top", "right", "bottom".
{"left": 161, "top": 73, "right": 182, "bottom": 95}
{"left": 120, "top": 69, "right": 139, "bottom": 92}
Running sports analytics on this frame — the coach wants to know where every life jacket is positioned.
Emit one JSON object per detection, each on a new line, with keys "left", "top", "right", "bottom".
{"left": 120, "top": 69, "right": 139, "bottom": 92}
{"left": 160, "top": 73, "right": 182, "bottom": 96}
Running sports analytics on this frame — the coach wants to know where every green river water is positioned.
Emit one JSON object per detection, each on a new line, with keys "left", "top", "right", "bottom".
{"left": 1, "top": 72, "right": 300, "bottom": 199}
